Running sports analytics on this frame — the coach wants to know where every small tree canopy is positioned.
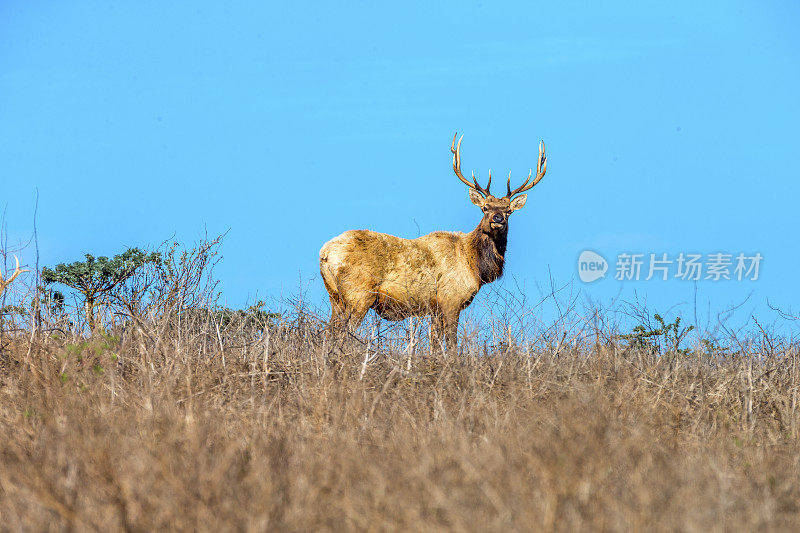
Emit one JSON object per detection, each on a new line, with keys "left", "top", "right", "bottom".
{"left": 42, "top": 248, "right": 161, "bottom": 331}
{"left": 42, "top": 248, "right": 161, "bottom": 294}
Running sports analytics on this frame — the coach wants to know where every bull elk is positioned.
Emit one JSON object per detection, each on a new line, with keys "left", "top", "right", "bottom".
{"left": 320, "top": 133, "right": 548, "bottom": 349}
{"left": 0, "top": 256, "right": 28, "bottom": 295}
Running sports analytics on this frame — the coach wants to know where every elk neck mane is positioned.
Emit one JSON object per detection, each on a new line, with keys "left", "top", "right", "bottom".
{"left": 467, "top": 227, "right": 507, "bottom": 286}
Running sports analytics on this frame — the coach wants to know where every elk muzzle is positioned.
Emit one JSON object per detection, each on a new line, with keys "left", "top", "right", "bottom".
{"left": 490, "top": 213, "right": 507, "bottom": 230}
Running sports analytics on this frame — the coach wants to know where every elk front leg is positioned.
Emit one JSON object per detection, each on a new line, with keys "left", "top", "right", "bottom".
{"left": 431, "top": 310, "right": 460, "bottom": 352}
{"left": 430, "top": 313, "right": 447, "bottom": 353}
{"left": 443, "top": 310, "right": 461, "bottom": 352}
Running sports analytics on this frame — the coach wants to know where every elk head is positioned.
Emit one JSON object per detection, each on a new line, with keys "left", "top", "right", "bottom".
{"left": 451, "top": 133, "right": 547, "bottom": 236}
{"left": 0, "top": 256, "right": 28, "bottom": 295}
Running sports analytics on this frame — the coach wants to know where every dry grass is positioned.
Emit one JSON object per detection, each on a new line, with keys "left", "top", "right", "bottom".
{"left": 1, "top": 305, "right": 799, "bottom": 532}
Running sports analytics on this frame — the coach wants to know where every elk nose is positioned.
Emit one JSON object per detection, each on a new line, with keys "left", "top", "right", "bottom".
{"left": 492, "top": 214, "right": 505, "bottom": 224}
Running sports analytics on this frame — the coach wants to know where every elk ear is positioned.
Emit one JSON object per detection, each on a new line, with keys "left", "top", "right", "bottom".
{"left": 468, "top": 189, "right": 485, "bottom": 207}
{"left": 509, "top": 194, "right": 527, "bottom": 211}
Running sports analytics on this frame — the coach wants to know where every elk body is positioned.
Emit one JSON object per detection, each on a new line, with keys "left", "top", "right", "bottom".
{"left": 320, "top": 134, "right": 547, "bottom": 349}
{"left": 0, "top": 256, "right": 27, "bottom": 295}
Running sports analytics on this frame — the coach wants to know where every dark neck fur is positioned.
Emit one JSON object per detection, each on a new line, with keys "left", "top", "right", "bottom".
{"left": 469, "top": 227, "right": 507, "bottom": 285}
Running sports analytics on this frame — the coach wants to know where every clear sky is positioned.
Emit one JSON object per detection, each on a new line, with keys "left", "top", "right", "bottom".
{"left": 2, "top": 1, "right": 798, "bottom": 331}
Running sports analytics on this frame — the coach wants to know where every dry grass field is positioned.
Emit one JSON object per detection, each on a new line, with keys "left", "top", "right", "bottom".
{"left": 0, "top": 244, "right": 798, "bottom": 531}
{"left": 1, "top": 314, "right": 799, "bottom": 531}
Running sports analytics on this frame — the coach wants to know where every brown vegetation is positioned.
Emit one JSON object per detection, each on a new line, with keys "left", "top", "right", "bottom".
{"left": 1, "top": 294, "right": 799, "bottom": 530}
{"left": 0, "top": 237, "right": 798, "bottom": 530}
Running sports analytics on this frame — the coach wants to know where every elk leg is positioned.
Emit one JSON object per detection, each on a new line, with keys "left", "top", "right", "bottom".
{"left": 326, "top": 295, "right": 371, "bottom": 348}
{"left": 323, "top": 274, "right": 348, "bottom": 334}
{"left": 328, "top": 295, "right": 346, "bottom": 331}
{"left": 430, "top": 313, "right": 444, "bottom": 353}
{"left": 340, "top": 293, "right": 373, "bottom": 332}
{"left": 443, "top": 310, "right": 461, "bottom": 352}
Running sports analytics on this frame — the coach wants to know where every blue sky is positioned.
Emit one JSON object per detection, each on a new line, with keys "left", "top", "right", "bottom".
{"left": 2, "top": 1, "right": 798, "bottom": 331}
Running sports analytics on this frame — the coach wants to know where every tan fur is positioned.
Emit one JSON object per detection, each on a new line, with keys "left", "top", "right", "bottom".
{"left": 321, "top": 133, "right": 546, "bottom": 349}
{"left": 321, "top": 229, "right": 480, "bottom": 320}
{"left": 320, "top": 193, "right": 520, "bottom": 349}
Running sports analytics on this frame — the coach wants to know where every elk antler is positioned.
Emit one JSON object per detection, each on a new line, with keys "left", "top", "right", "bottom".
{"left": 451, "top": 133, "right": 492, "bottom": 197}
{"left": 0, "top": 256, "right": 28, "bottom": 295}
{"left": 505, "top": 140, "right": 547, "bottom": 198}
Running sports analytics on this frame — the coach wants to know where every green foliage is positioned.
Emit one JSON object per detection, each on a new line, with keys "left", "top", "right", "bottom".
{"left": 184, "top": 301, "right": 280, "bottom": 333}
{"left": 0, "top": 304, "right": 28, "bottom": 317}
{"left": 61, "top": 330, "right": 120, "bottom": 362}
{"left": 699, "top": 338, "right": 730, "bottom": 358}
{"left": 0, "top": 303, "right": 28, "bottom": 330}
{"left": 94, "top": 330, "right": 120, "bottom": 356}
{"left": 63, "top": 342, "right": 89, "bottom": 360}
{"left": 42, "top": 247, "right": 160, "bottom": 331}
{"left": 42, "top": 248, "right": 161, "bottom": 295}
{"left": 57, "top": 329, "right": 120, "bottom": 390}
{"left": 620, "top": 313, "right": 695, "bottom": 356}
{"left": 215, "top": 301, "right": 281, "bottom": 331}
{"left": 41, "top": 288, "right": 66, "bottom": 316}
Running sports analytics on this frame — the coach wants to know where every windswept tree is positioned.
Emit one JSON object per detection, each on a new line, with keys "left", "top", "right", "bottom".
{"left": 42, "top": 248, "right": 161, "bottom": 333}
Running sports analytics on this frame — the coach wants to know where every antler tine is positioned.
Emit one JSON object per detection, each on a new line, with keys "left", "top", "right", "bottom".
{"left": 451, "top": 133, "right": 472, "bottom": 189}
{"left": 505, "top": 140, "right": 547, "bottom": 198}
{"left": 451, "top": 132, "right": 491, "bottom": 197}
{"left": 0, "top": 255, "right": 29, "bottom": 293}
{"left": 470, "top": 170, "right": 491, "bottom": 196}
{"left": 533, "top": 140, "right": 547, "bottom": 185}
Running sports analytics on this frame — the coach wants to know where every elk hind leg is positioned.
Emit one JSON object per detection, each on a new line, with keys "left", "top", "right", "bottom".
{"left": 328, "top": 295, "right": 346, "bottom": 331}
{"left": 322, "top": 272, "right": 373, "bottom": 339}
{"left": 326, "top": 295, "right": 371, "bottom": 350}
{"left": 340, "top": 294, "right": 372, "bottom": 332}
{"left": 330, "top": 288, "right": 373, "bottom": 335}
